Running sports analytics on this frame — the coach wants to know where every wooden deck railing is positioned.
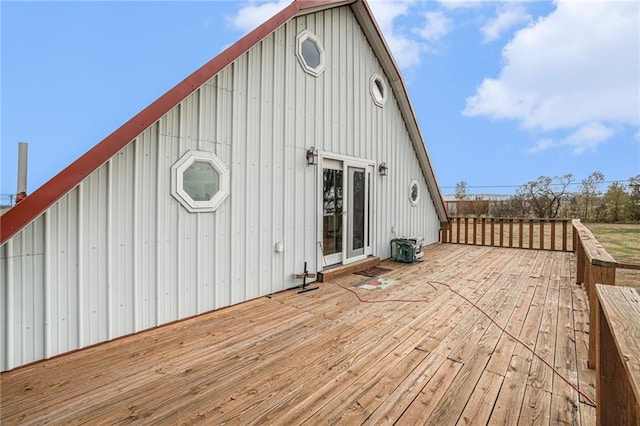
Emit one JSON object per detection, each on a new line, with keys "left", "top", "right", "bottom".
{"left": 572, "top": 219, "right": 640, "bottom": 424}
{"left": 595, "top": 284, "right": 640, "bottom": 425}
{"left": 440, "top": 217, "right": 572, "bottom": 251}
{"left": 441, "top": 217, "right": 640, "bottom": 421}
{"left": 572, "top": 219, "right": 625, "bottom": 368}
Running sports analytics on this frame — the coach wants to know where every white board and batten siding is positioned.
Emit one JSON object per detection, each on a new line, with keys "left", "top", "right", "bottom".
{"left": 0, "top": 5, "right": 441, "bottom": 371}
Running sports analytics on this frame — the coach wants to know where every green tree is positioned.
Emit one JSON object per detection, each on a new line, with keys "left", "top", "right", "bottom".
{"left": 626, "top": 174, "right": 640, "bottom": 222}
{"left": 602, "top": 182, "right": 629, "bottom": 222}
{"left": 577, "top": 171, "right": 605, "bottom": 221}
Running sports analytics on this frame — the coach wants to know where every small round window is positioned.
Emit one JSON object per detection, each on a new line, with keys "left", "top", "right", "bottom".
{"left": 370, "top": 73, "right": 387, "bottom": 107}
{"left": 409, "top": 179, "right": 420, "bottom": 207}
{"left": 171, "top": 150, "right": 229, "bottom": 213}
{"left": 296, "top": 30, "right": 325, "bottom": 76}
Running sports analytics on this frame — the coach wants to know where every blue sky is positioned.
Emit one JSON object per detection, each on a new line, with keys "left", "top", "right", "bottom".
{"left": 2, "top": 0, "right": 638, "bottom": 203}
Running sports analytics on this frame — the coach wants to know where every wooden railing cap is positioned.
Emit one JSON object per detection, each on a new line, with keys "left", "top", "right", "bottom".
{"left": 572, "top": 219, "right": 617, "bottom": 265}
{"left": 595, "top": 284, "right": 640, "bottom": 405}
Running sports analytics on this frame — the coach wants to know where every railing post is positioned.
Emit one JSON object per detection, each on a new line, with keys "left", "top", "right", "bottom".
{"left": 574, "top": 221, "right": 585, "bottom": 285}
{"left": 539, "top": 219, "right": 545, "bottom": 250}
{"left": 550, "top": 220, "right": 556, "bottom": 251}
{"left": 529, "top": 220, "right": 534, "bottom": 249}
{"left": 595, "top": 284, "right": 640, "bottom": 425}
{"left": 441, "top": 221, "right": 449, "bottom": 243}
{"left": 499, "top": 219, "right": 504, "bottom": 247}
{"left": 456, "top": 218, "right": 461, "bottom": 244}
{"left": 587, "top": 263, "right": 616, "bottom": 369}
{"left": 562, "top": 220, "right": 568, "bottom": 252}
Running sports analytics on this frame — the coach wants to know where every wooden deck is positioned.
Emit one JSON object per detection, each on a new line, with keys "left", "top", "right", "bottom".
{"left": 1, "top": 244, "right": 596, "bottom": 425}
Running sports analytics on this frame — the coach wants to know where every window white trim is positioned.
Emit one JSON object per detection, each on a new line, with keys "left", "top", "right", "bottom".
{"left": 370, "top": 73, "right": 387, "bottom": 107}
{"left": 171, "top": 150, "right": 229, "bottom": 213}
{"left": 296, "top": 30, "right": 326, "bottom": 77}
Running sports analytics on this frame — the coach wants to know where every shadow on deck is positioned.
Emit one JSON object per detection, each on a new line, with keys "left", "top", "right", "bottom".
{"left": 0, "top": 244, "right": 595, "bottom": 425}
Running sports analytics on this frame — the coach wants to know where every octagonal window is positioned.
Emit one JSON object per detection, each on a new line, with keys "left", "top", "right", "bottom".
{"left": 184, "top": 161, "right": 219, "bottom": 201}
{"left": 171, "top": 150, "right": 229, "bottom": 213}
{"left": 296, "top": 30, "right": 325, "bottom": 76}
{"left": 301, "top": 39, "right": 321, "bottom": 68}
{"left": 370, "top": 73, "right": 387, "bottom": 107}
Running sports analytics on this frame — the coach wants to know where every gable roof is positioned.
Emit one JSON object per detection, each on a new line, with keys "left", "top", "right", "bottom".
{"left": 0, "top": 0, "right": 447, "bottom": 245}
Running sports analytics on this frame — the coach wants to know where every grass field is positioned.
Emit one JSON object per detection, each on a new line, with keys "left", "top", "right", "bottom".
{"left": 585, "top": 223, "right": 640, "bottom": 291}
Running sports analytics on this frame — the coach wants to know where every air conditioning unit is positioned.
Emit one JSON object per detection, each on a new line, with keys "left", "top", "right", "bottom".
{"left": 390, "top": 237, "right": 424, "bottom": 263}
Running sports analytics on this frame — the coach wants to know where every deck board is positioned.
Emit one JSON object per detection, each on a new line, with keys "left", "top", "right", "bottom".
{"left": 0, "top": 244, "right": 595, "bottom": 425}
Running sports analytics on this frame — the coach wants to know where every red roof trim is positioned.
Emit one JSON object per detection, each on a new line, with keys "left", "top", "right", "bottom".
{"left": 1, "top": 0, "right": 316, "bottom": 245}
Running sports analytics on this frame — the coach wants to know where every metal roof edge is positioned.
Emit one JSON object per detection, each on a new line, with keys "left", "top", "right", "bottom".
{"left": 350, "top": 1, "right": 448, "bottom": 223}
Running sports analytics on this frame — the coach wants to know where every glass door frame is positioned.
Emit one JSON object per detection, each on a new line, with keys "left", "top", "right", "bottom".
{"left": 318, "top": 152, "right": 375, "bottom": 268}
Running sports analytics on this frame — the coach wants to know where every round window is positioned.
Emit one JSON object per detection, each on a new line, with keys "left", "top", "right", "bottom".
{"left": 409, "top": 180, "right": 420, "bottom": 207}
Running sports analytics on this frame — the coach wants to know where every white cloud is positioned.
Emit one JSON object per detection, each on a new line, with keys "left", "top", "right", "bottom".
{"left": 529, "top": 122, "right": 615, "bottom": 154}
{"left": 419, "top": 11, "right": 453, "bottom": 43}
{"left": 528, "top": 138, "right": 555, "bottom": 153}
{"left": 563, "top": 122, "right": 614, "bottom": 154}
{"left": 437, "top": 0, "right": 483, "bottom": 10}
{"left": 368, "top": 0, "right": 425, "bottom": 69}
{"left": 368, "top": 3, "right": 453, "bottom": 66}
{"left": 481, "top": 4, "right": 530, "bottom": 43}
{"left": 229, "top": 0, "right": 290, "bottom": 34}
{"left": 463, "top": 0, "right": 640, "bottom": 152}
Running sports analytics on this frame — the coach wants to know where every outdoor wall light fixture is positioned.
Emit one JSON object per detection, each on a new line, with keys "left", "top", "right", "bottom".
{"left": 306, "top": 147, "right": 318, "bottom": 165}
{"left": 379, "top": 162, "right": 388, "bottom": 176}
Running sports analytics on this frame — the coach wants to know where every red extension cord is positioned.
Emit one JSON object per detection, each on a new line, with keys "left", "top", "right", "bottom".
{"left": 335, "top": 279, "right": 597, "bottom": 408}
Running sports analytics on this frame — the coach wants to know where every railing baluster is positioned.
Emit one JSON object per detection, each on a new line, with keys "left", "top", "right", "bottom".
{"left": 518, "top": 219, "right": 523, "bottom": 248}
{"left": 508, "top": 219, "right": 513, "bottom": 248}
{"left": 490, "top": 219, "right": 495, "bottom": 246}
{"left": 529, "top": 220, "right": 534, "bottom": 249}
{"left": 464, "top": 217, "right": 469, "bottom": 244}
{"left": 443, "top": 216, "right": 573, "bottom": 252}
{"left": 472, "top": 217, "right": 477, "bottom": 245}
